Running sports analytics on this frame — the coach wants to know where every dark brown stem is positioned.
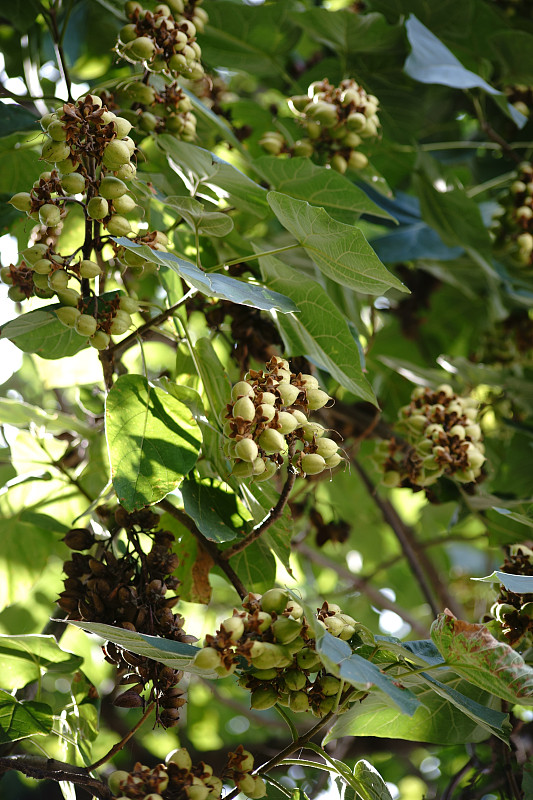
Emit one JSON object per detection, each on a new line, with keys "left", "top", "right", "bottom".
{"left": 87, "top": 701, "right": 155, "bottom": 770}
{"left": 352, "top": 461, "right": 444, "bottom": 618}
{"left": 221, "top": 451, "right": 297, "bottom": 561}
{"left": 158, "top": 498, "right": 248, "bottom": 599}
{"left": 0, "top": 755, "right": 112, "bottom": 799}
{"left": 293, "top": 540, "right": 428, "bottom": 637}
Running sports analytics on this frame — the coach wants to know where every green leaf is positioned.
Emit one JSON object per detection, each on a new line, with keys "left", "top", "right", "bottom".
{"left": 0, "top": 308, "right": 88, "bottom": 359}
{"left": 114, "top": 239, "right": 297, "bottom": 313}
{"left": 0, "top": 691, "right": 53, "bottom": 743}
{"left": 181, "top": 475, "right": 251, "bottom": 543}
{"left": 431, "top": 612, "right": 533, "bottom": 706}
{"left": 0, "top": 635, "right": 83, "bottom": 690}
{"left": 325, "top": 669, "right": 509, "bottom": 745}
{"left": 254, "top": 157, "right": 395, "bottom": 224}
{"left": 163, "top": 196, "right": 234, "bottom": 237}
{"left": 266, "top": 192, "right": 406, "bottom": 295}
{"left": 181, "top": 86, "right": 243, "bottom": 150}
{"left": 0, "top": 104, "right": 39, "bottom": 137}
{"left": 157, "top": 136, "right": 268, "bottom": 216}
{"left": 259, "top": 255, "right": 376, "bottom": 404}
{"left": 240, "top": 481, "right": 293, "bottom": 571}
{"left": 317, "top": 633, "right": 419, "bottom": 715}
{"left": 474, "top": 571, "right": 533, "bottom": 594}
{"left": 199, "top": 1, "right": 301, "bottom": 76}
{"left": 106, "top": 374, "right": 202, "bottom": 512}
{"left": 159, "top": 511, "right": 212, "bottom": 604}
{"left": 0, "top": 398, "right": 90, "bottom": 436}
{"left": 228, "top": 538, "right": 276, "bottom": 595}
{"left": 491, "top": 506, "right": 533, "bottom": 530}
{"left": 295, "top": 8, "right": 403, "bottom": 58}
{"left": 0, "top": 514, "right": 59, "bottom": 610}
{"left": 194, "top": 337, "right": 232, "bottom": 422}
{"left": 352, "top": 760, "right": 393, "bottom": 800}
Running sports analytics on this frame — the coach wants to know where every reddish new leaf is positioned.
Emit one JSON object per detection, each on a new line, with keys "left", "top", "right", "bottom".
{"left": 431, "top": 611, "right": 533, "bottom": 706}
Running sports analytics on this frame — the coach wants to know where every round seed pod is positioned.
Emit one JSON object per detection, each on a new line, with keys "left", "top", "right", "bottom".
{"left": 193, "top": 647, "right": 222, "bottom": 670}
{"left": 232, "top": 461, "right": 254, "bottom": 479}
{"left": 106, "top": 215, "right": 132, "bottom": 236}
{"left": 296, "top": 648, "right": 322, "bottom": 670}
{"left": 261, "top": 588, "right": 289, "bottom": 615}
{"left": 112, "top": 194, "right": 136, "bottom": 214}
{"left": 75, "top": 314, "right": 97, "bottom": 337}
{"left": 39, "top": 204, "right": 61, "bottom": 227}
{"left": 121, "top": 136, "right": 136, "bottom": 156}
{"left": 47, "top": 120, "right": 67, "bottom": 141}
{"left": 113, "top": 117, "right": 133, "bottom": 139}
{"left": 233, "top": 397, "right": 255, "bottom": 421}
{"left": 7, "top": 286, "right": 26, "bottom": 301}
{"left": 302, "top": 422, "right": 325, "bottom": 442}
{"left": 9, "top": 192, "right": 32, "bottom": 212}
{"left": 348, "top": 151, "right": 368, "bottom": 170}
{"left": 33, "top": 258, "right": 53, "bottom": 275}
{"left": 248, "top": 777, "right": 267, "bottom": 799}
{"left": 116, "top": 162, "right": 137, "bottom": 181}
{"left": 283, "top": 669, "right": 307, "bottom": 692}
{"left": 108, "top": 770, "right": 130, "bottom": 795}
{"left": 23, "top": 244, "right": 48, "bottom": 264}
{"left": 99, "top": 176, "right": 128, "bottom": 200}
{"left": 221, "top": 616, "right": 245, "bottom": 641}
{"left": 140, "top": 112, "right": 159, "bottom": 132}
{"left": 33, "top": 273, "right": 52, "bottom": 290}
{"left": 109, "top": 314, "right": 131, "bottom": 336}
{"left": 325, "top": 453, "right": 342, "bottom": 469}
{"left": 292, "top": 409, "right": 307, "bottom": 425}
{"left": 56, "top": 307, "right": 81, "bottom": 328}
{"left": 316, "top": 438, "right": 338, "bottom": 459}
{"left": 48, "top": 270, "right": 69, "bottom": 291}
{"left": 119, "top": 23, "right": 138, "bottom": 43}
{"left": 57, "top": 289, "right": 80, "bottom": 309}
{"left": 250, "top": 686, "right": 278, "bottom": 710}
{"left": 102, "top": 140, "right": 131, "bottom": 169}
{"left": 289, "top": 690, "right": 309, "bottom": 713}
{"left": 0, "top": 267, "right": 13, "bottom": 284}
{"left": 252, "top": 457, "right": 266, "bottom": 476}
{"left": 252, "top": 459, "right": 278, "bottom": 482}
{"left": 79, "top": 259, "right": 102, "bottom": 278}
{"left": 237, "top": 775, "right": 257, "bottom": 795}
{"left": 235, "top": 438, "right": 259, "bottom": 462}
{"left": 231, "top": 380, "right": 254, "bottom": 401}
{"left": 277, "top": 383, "right": 300, "bottom": 406}
{"left": 271, "top": 616, "right": 302, "bottom": 644}
{"left": 119, "top": 296, "right": 139, "bottom": 314}
{"left": 60, "top": 172, "right": 86, "bottom": 194}
{"left": 87, "top": 197, "right": 109, "bottom": 220}
{"left": 301, "top": 453, "right": 326, "bottom": 475}
{"left": 41, "top": 138, "right": 70, "bottom": 163}
{"left": 40, "top": 112, "right": 57, "bottom": 130}
{"left": 56, "top": 157, "right": 77, "bottom": 174}
{"left": 260, "top": 391, "right": 276, "bottom": 405}
{"left": 331, "top": 154, "right": 348, "bottom": 174}
{"left": 276, "top": 411, "right": 299, "bottom": 435}
{"left": 126, "top": 36, "right": 156, "bottom": 61}
{"left": 256, "top": 403, "right": 275, "bottom": 423}
{"left": 186, "top": 784, "right": 209, "bottom": 800}
{"left": 258, "top": 428, "right": 286, "bottom": 454}
{"left": 166, "top": 747, "right": 192, "bottom": 770}
{"left": 306, "top": 389, "right": 330, "bottom": 410}
{"left": 90, "top": 331, "right": 111, "bottom": 350}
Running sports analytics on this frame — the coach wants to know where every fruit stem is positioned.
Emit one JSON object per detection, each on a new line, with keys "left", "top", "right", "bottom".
{"left": 86, "top": 701, "right": 155, "bottom": 771}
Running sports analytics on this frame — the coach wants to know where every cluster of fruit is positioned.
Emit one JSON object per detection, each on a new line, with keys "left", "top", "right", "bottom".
{"left": 259, "top": 78, "right": 380, "bottom": 173}
{"left": 123, "top": 81, "right": 197, "bottom": 140}
{"left": 58, "top": 508, "right": 195, "bottom": 726}
{"left": 504, "top": 84, "right": 532, "bottom": 118}
{"left": 116, "top": 229, "right": 169, "bottom": 271}
{"left": 222, "top": 356, "right": 343, "bottom": 481}
{"left": 108, "top": 745, "right": 265, "bottom": 800}
{"left": 54, "top": 292, "right": 138, "bottom": 350}
{"left": 493, "top": 163, "right": 533, "bottom": 266}
{"left": 193, "top": 589, "right": 359, "bottom": 717}
{"left": 118, "top": 1, "right": 205, "bottom": 80}
{"left": 486, "top": 545, "right": 533, "bottom": 650}
{"left": 374, "top": 385, "right": 486, "bottom": 489}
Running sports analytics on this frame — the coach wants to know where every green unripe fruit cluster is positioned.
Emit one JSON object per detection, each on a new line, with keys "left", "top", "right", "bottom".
{"left": 374, "top": 385, "right": 485, "bottom": 490}
{"left": 493, "top": 162, "right": 533, "bottom": 266}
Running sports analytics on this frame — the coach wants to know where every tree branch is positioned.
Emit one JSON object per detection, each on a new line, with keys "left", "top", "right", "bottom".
{"left": 221, "top": 454, "right": 297, "bottom": 561}
{"left": 158, "top": 498, "right": 248, "bottom": 599}
{"left": 0, "top": 755, "right": 112, "bottom": 799}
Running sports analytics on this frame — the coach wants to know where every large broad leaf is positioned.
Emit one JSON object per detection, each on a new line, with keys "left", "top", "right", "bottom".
{"left": 295, "top": 8, "right": 403, "bottom": 57}
{"left": 194, "top": 337, "right": 232, "bottom": 422}
{"left": 474, "top": 571, "right": 533, "bottom": 595}
{"left": 0, "top": 307, "right": 88, "bottom": 359}
{"left": 0, "top": 691, "right": 53, "bottom": 744}
{"left": 267, "top": 192, "right": 406, "bottom": 295}
{"left": 157, "top": 136, "right": 268, "bottom": 216}
{"left": 0, "top": 515, "right": 59, "bottom": 610}
{"left": 0, "top": 635, "right": 83, "bottom": 690}
{"left": 65, "top": 621, "right": 217, "bottom": 676}
{"left": 181, "top": 475, "right": 251, "bottom": 543}
{"left": 162, "top": 196, "right": 234, "bottom": 237}
{"left": 114, "top": 239, "right": 297, "bottom": 313}
{"left": 0, "top": 104, "right": 39, "bottom": 137}
{"left": 0, "top": 398, "right": 91, "bottom": 436}
{"left": 404, "top": 15, "right": 526, "bottom": 128}
{"left": 227, "top": 538, "right": 277, "bottom": 595}
{"left": 431, "top": 612, "right": 533, "bottom": 706}
{"left": 199, "top": 1, "right": 301, "bottom": 76}
{"left": 259, "top": 255, "right": 376, "bottom": 404}
{"left": 325, "top": 669, "right": 509, "bottom": 745}
{"left": 352, "top": 761, "right": 393, "bottom": 800}
{"left": 317, "top": 632, "right": 419, "bottom": 716}
{"left": 106, "top": 374, "right": 202, "bottom": 512}
{"left": 254, "top": 157, "right": 395, "bottom": 224}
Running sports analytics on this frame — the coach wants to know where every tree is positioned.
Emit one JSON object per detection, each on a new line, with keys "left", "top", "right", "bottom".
{"left": 1, "top": 0, "right": 533, "bottom": 797}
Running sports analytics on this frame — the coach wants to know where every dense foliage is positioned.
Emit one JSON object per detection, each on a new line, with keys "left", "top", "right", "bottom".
{"left": 1, "top": 0, "right": 533, "bottom": 798}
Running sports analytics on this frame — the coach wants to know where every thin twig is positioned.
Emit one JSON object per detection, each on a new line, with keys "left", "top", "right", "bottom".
{"left": 158, "top": 498, "right": 248, "bottom": 599}
{"left": 87, "top": 701, "right": 155, "bottom": 770}
{"left": 293, "top": 541, "right": 428, "bottom": 637}
{"left": 44, "top": 7, "right": 74, "bottom": 102}
{"left": 352, "top": 461, "right": 442, "bottom": 618}
{"left": 222, "top": 450, "right": 297, "bottom": 561}
{"left": 108, "top": 294, "right": 193, "bottom": 357}
{"left": 0, "top": 755, "right": 112, "bottom": 799}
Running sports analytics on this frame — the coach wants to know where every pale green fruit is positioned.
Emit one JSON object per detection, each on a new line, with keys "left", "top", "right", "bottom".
{"left": 248, "top": 777, "right": 267, "bottom": 799}
{"left": 301, "top": 453, "right": 326, "bottom": 475}
{"left": 231, "top": 380, "right": 254, "bottom": 401}
{"left": 83, "top": 93, "right": 102, "bottom": 107}
{"left": 167, "top": 747, "right": 192, "bottom": 770}
{"left": 253, "top": 459, "right": 278, "bottom": 482}
{"left": 220, "top": 616, "right": 245, "bottom": 641}
{"left": 108, "top": 770, "right": 130, "bottom": 794}
{"left": 277, "top": 383, "right": 300, "bottom": 406}
{"left": 256, "top": 611, "right": 272, "bottom": 631}
{"left": 237, "top": 775, "right": 256, "bottom": 795}
{"left": 186, "top": 785, "right": 209, "bottom": 800}
{"left": 346, "top": 112, "right": 367, "bottom": 131}
{"left": 348, "top": 151, "right": 368, "bottom": 170}
{"left": 47, "top": 120, "right": 67, "bottom": 141}
{"left": 119, "top": 23, "right": 138, "bottom": 43}
{"left": 113, "top": 117, "right": 133, "bottom": 139}
{"left": 293, "top": 139, "right": 314, "bottom": 157}
{"left": 289, "top": 690, "right": 309, "bottom": 713}
{"left": 41, "top": 138, "right": 70, "bottom": 163}
{"left": 258, "top": 428, "right": 286, "bottom": 454}
{"left": 106, "top": 215, "right": 132, "bottom": 236}
{"left": 381, "top": 470, "right": 401, "bottom": 487}
{"left": 121, "top": 136, "right": 136, "bottom": 156}
{"left": 316, "top": 438, "right": 338, "bottom": 459}
{"left": 318, "top": 675, "right": 341, "bottom": 696}
{"left": 0, "top": 266, "right": 13, "bottom": 284}
{"left": 449, "top": 425, "right": 465, "bottom": 439}
{"left": 232, "top": 396, "right": 255, "bottom": 421}
{"left": 125, "top": 36, "right": 156, "bottom": 61}
{"left": 61, "top": 172, "right": 86, "bottom": 194}
{"left": 250, "top": 686, "right": 278, "bottom": 710}
{"left": 324, "top": 616, "right": 345, "bottom": 636}
{"left": 283, "top": 669, "right": 307, "bottom": 692}
{"left": 296, "top": 648, "right": 322, "bottom": 670}
{"left": 99, "top": 176, "right": 128, "bottom": 199}
{"left": 140, "top": 112, "right": 159, "bottom": 132}
{"left": 126, "top": 83, "right": 155, "bottom": 105}
{"left": 302, "top": 422, "right": 325, "bottom": 442}
{"left": 32, "top": 273, "right": 51, "bottom": 290}
{"left": 39, "top": 204, "right": 61, "bottom": 227}
{"left": 109, "top": 310, "right": 132, "bottom": 335}
{"left": 119, "top": 296, "right": 139, "bottom": 314}
{"left": 257, "top": 404, "right": 276, "bottom": 423}
{"left": 90, "top": 331, "right": 111, "bottom": 350}
{"left": 23, "top": 244, "right": 48, "bottom": 264}
{"left": 79, "top": 259, "right": 102, "bottom": 278}
{"left": 33, "top": 258, "right": 53, "bottom": 275}
{"left": 48, "top": 270, "right": 69, "bottom": 291}
{"left": 300, "top": 373, "right": 319, "bottom": 389}
{"left": 56, "top": 157, "right": 77, "bottom": 174}
{"left": 75, "top": 314, "right": 97, "bottom": 337}
{"left": 102, "top": 140, "right": 131, "bottom": 168}
{"left": 292, "top": 409, "right": 307, "bottom": 425}
{"left": 116, "top": 162, "right": 137, "bottom": 181}
{"left": 252, "top": 457, "right": 266, "bottom": 476}
{"left": 112, "top": 194, "right": 136, "bottom": 214}
{"left": 232, "top": 461, "right": 254, "bottom": 479}
{"left": 56, "top": 307, "right": 81, "bottom": 328}
{"left": 276, "top": 411, "right": 298, "bottom": 435}
{"left": 261, "top": 588, "right": 289, "bottom": 615}
{"left": 307, "top": 389, "right": 330, "bottom": 410}
{"left": 194, "top": 647, "right": 222, "bottom": 670}
{"left": 260, "top": 391, "right": 276, "bottom": 405}
{"left": 234, "top": 438, "right": 258, "bottom": 462}
{"left": 325, "top": 453, "right": 342, "bottom": 469}
{"left": 56, "top": 288, "right": 80, "bottom": 307}
{"left": 9, "top": 192, "right": 32, "bottom": 212}
{"left": 87, "top": 197, "right": 109, "bottom": 220}
{"left": 7, "top": 286, "right": 26, "bottom": 301}
{"left": 331, "top": 153, "right": 348, "bottom": 174}
{"left": 40, "top": 112, "right": 57, "bottom": 130}
{"left": 272, "top": 616, "right": 302, "bottom": 644}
